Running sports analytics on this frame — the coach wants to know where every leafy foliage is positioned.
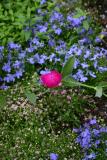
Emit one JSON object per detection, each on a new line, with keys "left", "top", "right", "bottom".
{"left": 0, "top": 0, "right": 37, "bottom": 45}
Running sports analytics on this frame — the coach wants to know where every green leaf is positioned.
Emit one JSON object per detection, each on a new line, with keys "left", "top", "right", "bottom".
{"left": 63, "top": 77, "right": 81, "bottom": 87}
{"left": 27, "top": 7, "right": 31, "bottom": 19}
{"left": 95, "top": 86, "right": 103, "bottom": 98}
{"left": 97, "top": 81, "right": 107, "bottom": 88}
{"left": 62, "top": 56, "right": 75, "bottom": 78}
{"left": 74, "top": 8, "right": 86, "bottom": 18}
{"left": 83, "top": 21, "right": 89, "bottom": 30}
{"left": 24, "top": 90, "right": 36, "bottom": 105}
{"left": 0, "top": 95, "right": 7, "bottom": 107}
{"left": 24, "top": 31, "right": 31, "bottom": 41}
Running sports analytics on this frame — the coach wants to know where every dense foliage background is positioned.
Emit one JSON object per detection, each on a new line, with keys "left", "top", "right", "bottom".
{"left": 0, "top": 0, "right": 107, "bottom": 159}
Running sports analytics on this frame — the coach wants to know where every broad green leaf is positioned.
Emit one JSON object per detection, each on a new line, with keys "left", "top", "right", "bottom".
{"left": 83, "top": 21, "right": 89, "bottom": 30}
{"left": 95, "top": 86, "right": 103, "bottom": 98}
{"left": 97, "top": 81, "right": 107, "bottom": 88}
{"left": 73, "top": 8, "right": 86, "bottom": 18}
{"left": 62, "top": 56, "right": 75, "bottom": 78}
{"left": 24, "top": 90, "right": 36, "bottom": 105}
{"left": 63, "top": 77, "right": 81, "bottom": 87}
{"left": 27, "top": 7, "right": 31, "bottom": 19}
{"left": 24, "top": 31, "right": 31, "bottom": 41}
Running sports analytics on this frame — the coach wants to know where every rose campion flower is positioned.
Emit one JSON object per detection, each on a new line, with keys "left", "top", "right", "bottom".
{"left": 40, "top": 70, "right": 62, "bottom": 88}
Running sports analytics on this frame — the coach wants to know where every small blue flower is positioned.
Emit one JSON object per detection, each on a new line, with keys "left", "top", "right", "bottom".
{"left": 95, "top": 37, "right": 102, "bottom": 43}
{"left": 54, "top": 28, "right": 62, "bottom": 35}
{"left": 40, "top": 0, "right": 47, "bottom": 5}
{"left": 89, "top": 119, "right": 97, "bottom": 125}
{"left": 50, "top": 153, "right": 58, "bottom": 160}
{"left": 2, "top": 62, "right": 11, "bottom": 73}
{"left": 87, "top": 152, "right": 96, "bottom": 159}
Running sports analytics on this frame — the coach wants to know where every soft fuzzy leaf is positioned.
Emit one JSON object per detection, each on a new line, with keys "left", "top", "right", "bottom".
{"left": 95, "top": 86, "right": 103, "bottom": 98}
{"left": 83, "top": 21, "right": 89, "bottom": 30}
{"left": 24, "top": 90, "right": 36, "bottom": 105}
{"left": 63, "top": 77, "right": 81, "bottom": 87}
{"left": 97, "top": 81, "right": 107, "bottom": 88}
{"left": 62, "top": 56, "right": 75, "bottom": 78}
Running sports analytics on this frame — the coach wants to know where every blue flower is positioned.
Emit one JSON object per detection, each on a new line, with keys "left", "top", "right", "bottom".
{"left": 13, "top": 60, "right": 22, "bottom": 69}
{"left": 37, "top": 24, "right": 47, "bottom": 32}
{"left": 4, "top": 74, "right": 15, "bottom": 83}
{"left": 0, "top": 46, "right": 4, "bottom": 52}
{"left": 40, "top": 0, "right": 47, "bottom": 5}
{"left": 89, "top": 119, "right": 97, "bottom": 125}
{"left": 0, "top": 84, "right": 9, "bottom": 90}
{"left": 27, "top": 57, "right": 35, "bottom": 64}
{"left": 48, "top": 39, "right": 56, "bottom": 47}
{"left": 14, "top": 70, "right": 23, "bottom": 79}
{"left": 18, "top": 51, "right": 26, "bottom": 59}
{"left": 8, "top": 42, "right": 21, "bottom": 50}
{"left": 2, "top": 62, "right": 11, "bottom": 73}
{"left": 87, "top": 152, "right": 96, "bottom": 159}
{"left": 95, "top": 37, "right": 102, "bottom": 43}
{"left": 40, "top": 69, "right": 50, "bottom": 75}
{"left": 50, "top": 153, "right": 58, "bottom": 160}
{"left": 54, "top": 28, "right": 62, "bottom": 35}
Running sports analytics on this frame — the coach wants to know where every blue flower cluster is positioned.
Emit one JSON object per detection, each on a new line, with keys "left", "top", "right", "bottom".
{"left": 73, "top": 119, "right": 107, "bottom": 160}
{"left": 65, "top": 44, "right": 107, "bottom": 82}
{"left": 0, "top": 0, "right": 107, "bottom": 89}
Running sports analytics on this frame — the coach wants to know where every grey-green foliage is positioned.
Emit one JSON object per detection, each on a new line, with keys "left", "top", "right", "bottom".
{"left": 0, "top": 0, "right": 39, "bottom": 45}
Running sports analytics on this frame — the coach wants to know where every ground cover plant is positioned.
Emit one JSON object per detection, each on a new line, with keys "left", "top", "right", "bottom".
{"left": 0, "top": 0, "right": 107, "bottom": 159}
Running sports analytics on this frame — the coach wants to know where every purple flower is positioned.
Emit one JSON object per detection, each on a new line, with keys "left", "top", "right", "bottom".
{"left": 89, "top": 119, "right": 97, "bottom": 125}
{"left": 13, "top": 60, "right": 22, "bottom": 69}
{"left": 37, "top": 24, "right": 47, "bottom": 32}
{"left": 50, "top": 11, "right": 63, "bottom": 23}
{"left": 81, "top": 129, "right": 90, "bottom": 138}
{"left": 0, "top": 84, "right": 9, "bottom": 90}
{"left": 98, "top": 67, "right": 107, "bottom": 73}
{"left": 14, "top": 70, "right": 23, "bottom": 78}
{"left": 54, "top": 28, "right": 62, "bottom": 35}
{"left": 87, "top": 153, "right": 96, "bottom": 159}
{"left": 88, "top": 71, "right": 96, "bottom": 78}
{"left": 0, "top": 46, "right": 4, "bottom": 52}
{"left": 50, "top": 153, "right": 58, "bottom": 160}
{"left": 8, "top": 42, "right": 21, "bottom": 50}
{"left": 48, "top": 39, "right": 56, "bottom": 47}
{"left": 0, "top": 76, "right": 3, "bottom": 82}
{"left": 84, "top": 50, "right": 91, "bottom": 59}
{"left": 95, "top": 37, "right": 102, "bottom": 43}
{"left": 67, "top": 15, "right": 82, "bottom": 27}
{"left": 40, "top": 69, "right": 50, "bottom": 75}
{"left": 94, "top": 140, "right": 100, "bottom": 148}
{"left": 49, "top": 53, "right": 56, "bottom": 62}
{"left": 2, "top": 62, "right": 11, "bottom": 73}
{"left": 18, "top": 51, "right": 26, "bottom": 59}
{"left": 27, "top": 47, "right": 34, "bottom": 53}
{"left": 74, "top": 59, "right": 80, "bottom": 69}
{"left": 38, "top": 55, "right": 48, "bottom": 64}
{"left": 32, "top": 37, "right": 40, "bottom": 45}
{"left": 27, "top": 57, "right": 35, "bottom": 64}
{"left": 79, "top": 37, "right": 91, "bottom": 44}
{"left": 92, "top": 129, "right": 100, "bottom": 136}
{"left": 4, "top": 74, "right": 15, "bottom": 83}
{"left": 40, "top": 0, "right": 47, "bottom": 5}
{"left": 81, "top": 63, "right": 88, "bottom": 69}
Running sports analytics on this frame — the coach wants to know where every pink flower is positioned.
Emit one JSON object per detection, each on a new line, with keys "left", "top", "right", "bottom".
{"left": 40, "top": 70, "right": 62, "bottom": 88}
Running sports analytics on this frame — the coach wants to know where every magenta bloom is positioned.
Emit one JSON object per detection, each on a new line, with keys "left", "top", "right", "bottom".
{"left": 40, "top": 70, "right": 62, "bottom": 88}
